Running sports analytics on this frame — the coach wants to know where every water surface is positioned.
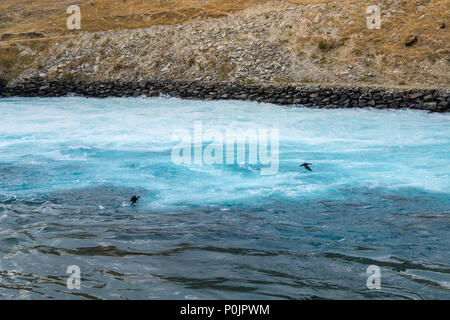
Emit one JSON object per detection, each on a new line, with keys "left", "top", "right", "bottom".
{"left": 0, "top": 97, "right": 449, "bottom": 299}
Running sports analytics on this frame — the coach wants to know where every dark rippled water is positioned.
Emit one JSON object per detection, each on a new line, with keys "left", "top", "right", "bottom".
{"left": 0, "top": 97, "right": 449, "bottom": 299}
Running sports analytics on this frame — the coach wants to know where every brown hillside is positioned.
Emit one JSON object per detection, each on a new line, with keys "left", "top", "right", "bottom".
{"left": 0, "top": 0, "right": 323, "bottom": 37}
{"left": 0, "top": 0, "right": 449, "bottom": 88}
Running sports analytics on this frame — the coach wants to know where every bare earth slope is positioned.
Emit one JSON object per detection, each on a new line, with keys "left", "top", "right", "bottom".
{"left": 1, "top": 0, "right": 449, "bottom": 88}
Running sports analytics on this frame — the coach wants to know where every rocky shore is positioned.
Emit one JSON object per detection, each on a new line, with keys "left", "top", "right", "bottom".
{"left": 3, "top": 2, "right": 449, "bottom": 90}
{"left": 1, "top": 77, "right": 448, "bottom": 112}
{"left": 1, "top": 2, "right": 448, "bottom": 111}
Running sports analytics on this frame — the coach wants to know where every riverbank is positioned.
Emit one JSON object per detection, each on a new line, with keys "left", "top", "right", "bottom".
{"left": 1, "top": 78, "right": 448, "bottom": 112}
{"left": 1, "top": 1, "right": 448, "bottom": 111}
{"left": 2, "top": 1, "right": 449, "bottom": 88}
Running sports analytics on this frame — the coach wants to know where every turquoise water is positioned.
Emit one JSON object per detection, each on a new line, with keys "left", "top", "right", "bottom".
{"left": 0, "top": 97, "right": 449, "bottom": 299}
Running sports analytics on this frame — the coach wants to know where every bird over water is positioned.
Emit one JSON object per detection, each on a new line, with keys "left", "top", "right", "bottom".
{"left": 130, "top": 195, "right": 140, "bottom": 205}
{"left": 300, "top": 163, "right": 312, "bottom": 172}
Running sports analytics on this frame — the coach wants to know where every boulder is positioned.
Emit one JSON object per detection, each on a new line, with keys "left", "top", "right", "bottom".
{"left": 405, "top": 35, "right": 418, "bottom": 47}
{"left": 0, "top": 76, "right": 7, "bottom": 93}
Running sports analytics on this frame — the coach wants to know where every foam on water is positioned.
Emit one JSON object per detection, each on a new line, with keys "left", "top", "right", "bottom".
{"left": 0, "top": 97, "right": 449, "bottom": 209}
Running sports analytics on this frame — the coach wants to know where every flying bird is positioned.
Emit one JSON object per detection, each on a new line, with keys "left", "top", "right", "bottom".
{"left": 130, "top": 195, "right": 140, "bottom": 205}
{"left": 300, "top": 163, "right": 312, "bottom": 172}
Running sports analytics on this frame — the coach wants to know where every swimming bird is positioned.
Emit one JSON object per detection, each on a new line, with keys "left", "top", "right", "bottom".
{"left": 300, "top": 163, "right": 312, "bottom": 172}
{"left": 130, "top": 195, "right": 140, "bottom": 205}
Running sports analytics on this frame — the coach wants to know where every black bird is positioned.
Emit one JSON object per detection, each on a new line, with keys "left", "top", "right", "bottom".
{"left": 130, "top": 195, "right": 140, "bottom": 205}
{"left": 300, "top": 163, "right": 312, "bottom": 172}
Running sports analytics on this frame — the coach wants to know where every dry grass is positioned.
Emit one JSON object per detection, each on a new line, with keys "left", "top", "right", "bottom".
{"left": 340, "top": 0, "right": 449, "bottom": 85}
{"left": 0, "top": 0, "right": 272, "bottom": 37}
{"left": 0, "top": 1, "right": 349, "bottom": 38}
{"left": 0, "top": 45, "right": 20, "bottom": 76}
{"left": 341, "top": 0, "right": 449, "bottom": 61}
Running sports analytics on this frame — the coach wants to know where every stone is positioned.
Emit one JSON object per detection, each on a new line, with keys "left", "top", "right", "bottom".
{"left": 409, "top": 93, "right": 422, "bottom": 100}
{"left": 424, "top": 102, "right": 437, "bottom": 110}
{"left": 405, "top": 35, "right": 418, "bottom": 47}
{"left": 0, "top": 76, "right": 7, "bottom": 92}
{"left": 423, "top": 94, "right": 434, "bottom": 102}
